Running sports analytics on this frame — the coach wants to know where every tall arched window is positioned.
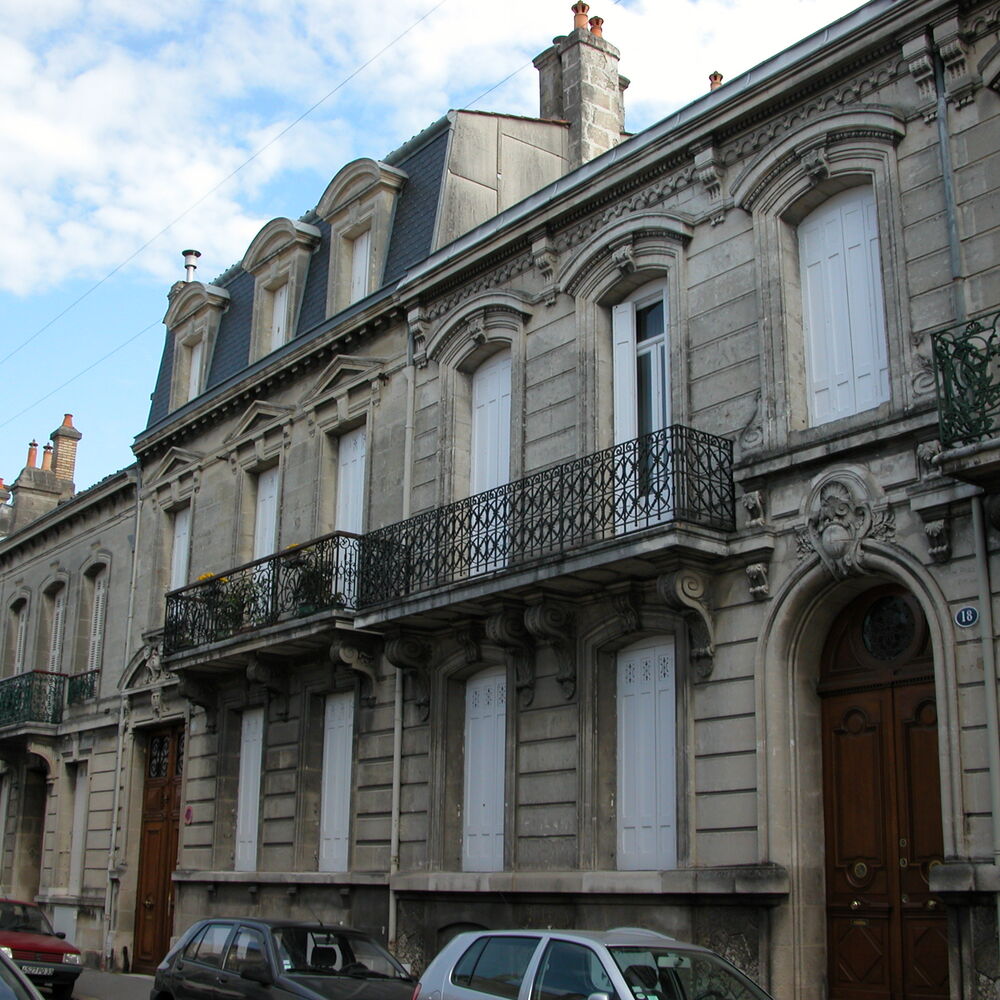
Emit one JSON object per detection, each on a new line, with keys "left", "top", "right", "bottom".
{"left": 85, "top": 566, "right": 108, "bottom": 673}
{"left": 7, "top": 600, "right": 28, "bottom": 675}
{"left": 44, "top": 583, "right": 67, "bottom": 673}
{"left": 798, "top": 186, "right": 889, "bottom": 425}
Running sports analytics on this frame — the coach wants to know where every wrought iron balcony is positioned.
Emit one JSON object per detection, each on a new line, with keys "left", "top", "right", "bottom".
{"left": 359, "top": 425, "right": 734, "bottom": 608}
{"left": 0, "top": 671, "right": 66, "bottom": 728}
{"left": 932, "top": 309, "right": 1000, "bottom": 447}
{"left": 164, "top": 532, "right": 361, "bottom": 655}
{"left": 67, "top": 670, "right": 99, "bottom": 705}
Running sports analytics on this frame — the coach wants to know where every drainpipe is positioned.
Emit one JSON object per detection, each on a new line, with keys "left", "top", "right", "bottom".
{"left": 388, "top": 328, "right": 417, "bottom": 949}
{"left": 103, "top": 466, "right": 142, "bottom": 967}
{"left": 971, "top": 497, "right": 1000, "bottom": 963}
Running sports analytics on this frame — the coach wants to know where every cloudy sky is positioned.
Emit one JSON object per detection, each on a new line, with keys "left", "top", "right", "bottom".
{"left": 0, "top": 0, "right": 867, "bottom": 494}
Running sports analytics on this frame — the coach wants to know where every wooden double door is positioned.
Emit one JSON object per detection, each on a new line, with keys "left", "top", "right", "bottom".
{"left": 821, "top": 588, "right": 949, "bottom": 1000}
{"left": 132, "top": 726, "right": 184, "bottom": 974}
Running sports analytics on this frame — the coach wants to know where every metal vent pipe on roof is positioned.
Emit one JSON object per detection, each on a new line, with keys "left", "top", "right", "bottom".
{"left": 182, "top": 249, "right": 201, "bottom": 283}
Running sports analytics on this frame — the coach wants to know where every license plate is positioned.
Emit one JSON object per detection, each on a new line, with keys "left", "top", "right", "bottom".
{"left": 20, "top": 966, "right": 48, "bottom": 976}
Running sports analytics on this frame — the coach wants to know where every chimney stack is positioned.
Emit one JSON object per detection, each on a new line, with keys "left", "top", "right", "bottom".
{"left": 534, "top": 3, "right": 629, "bottom": 170}
{"left": 26, "top": 441, "right": 38, "bottom": 468}
{"left": 709, "top": 70, "right": 724, "bottom": 91}
{"left": 50, "top": 414, "right": 82, "bottom": 484}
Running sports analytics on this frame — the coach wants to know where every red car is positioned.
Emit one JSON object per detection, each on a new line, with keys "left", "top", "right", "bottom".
{"left": 0, "top": 899, "right": 82, "bottom": 1000}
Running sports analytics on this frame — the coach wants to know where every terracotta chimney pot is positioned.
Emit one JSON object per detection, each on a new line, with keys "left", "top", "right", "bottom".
{"left": 572, "top": 2, "right": 590, "bottom": 30}
{"left": 589, "top": 15, "right": 604, "bottom": 36}
{"left": 26, "top": 441, "right": 38, "bottom": 469}
{"left": 41, "top": 443, "right": 53, "bottom": 471}
{"left": 709, "top": 70, "right": 724, "bottom": 91}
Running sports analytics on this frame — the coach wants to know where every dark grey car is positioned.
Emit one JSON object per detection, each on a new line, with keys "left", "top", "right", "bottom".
{"left": 151, "top": 920, "right": 415, "bottom": 1000}
{"left": 411, "top": 928, "right": 771, "bottom": 1000}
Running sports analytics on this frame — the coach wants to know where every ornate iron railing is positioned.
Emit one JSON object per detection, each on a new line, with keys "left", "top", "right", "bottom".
{"left": 67, "top": 670, "right": 99, "bottom": 705}
{"left": 0, "top": 671, "right": 66, "bottom": 727}
{"left": 164, "top": 532, "right": 361, "bottom": 655}
{"left": 932, "top": 309, "right": 1000, "bottom": 446}
{"left": 359, "top": 425, "right": 734, "bottom": 607}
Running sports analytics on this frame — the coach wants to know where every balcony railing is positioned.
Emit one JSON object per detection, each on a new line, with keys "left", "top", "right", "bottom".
{"left": 67, "top": 670, "right": 99, "bottom": 705}
{"left": 164, "top": 532, "right": 361, "bottom": 655}
{"left": 0, "top": 671, "right": 66, "bottom": 728}
{"left": 359, "top": 425, "right": 734, "bottom": 608}
{"left": 932, "top": 309, "right": 1000, "bottom": 447}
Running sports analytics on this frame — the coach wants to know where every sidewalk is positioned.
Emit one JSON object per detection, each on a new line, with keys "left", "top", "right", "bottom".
{"left": 73, "top": 969, "right": 153, "bottom": 1000}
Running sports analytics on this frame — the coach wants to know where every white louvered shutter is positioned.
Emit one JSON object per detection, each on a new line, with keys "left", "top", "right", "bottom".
{"left": 48, "top": 589, "right": 66, "bottom": 672}
{"left": 170, "top": 506, "right": 191, "bottom": 591}
{"left": 235, "top": 707, "right": 265, "bottom": 872}
{"left": 350, "top": 231, "right": 371, "bottom": 303}
{"left": 471, "top": 353, "right": 512, "bottom": 494}
{"left": 253, "top": 466, "right": 279, "bottom": 560}
{"left": 463, "top": 668, "right": 506, "bottom": 872}
{"left": 270, "top": 283, "right": 289, "bottom": 352}
{"left": 335, "top": 427, "right": 367, "bottom": 535}
{"left": 319, "top": 692, "right": 354, "bottom": 872}
{"left": 86, "top": 570, "right": 107, "bottom": 672}
{"left": 13, "top": 607, "right": 28, "bottom": 674}
{"left": 612, "top": 302, "right": 638, "bottom": 444}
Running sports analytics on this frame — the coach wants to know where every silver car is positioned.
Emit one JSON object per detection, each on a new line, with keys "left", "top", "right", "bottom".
{"left": 412, "top": 928, "right": 771, "bottom": 1000}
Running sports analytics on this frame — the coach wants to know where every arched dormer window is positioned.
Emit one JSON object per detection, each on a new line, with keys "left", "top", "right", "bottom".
{"left": 241, "top": 217, "right": 322, "bottom": 361}
{"left": 163, "top": 281, "right": 230, "bottom": 410}
{"left": 316, "top": 158, "right": 407, "bottom": 316}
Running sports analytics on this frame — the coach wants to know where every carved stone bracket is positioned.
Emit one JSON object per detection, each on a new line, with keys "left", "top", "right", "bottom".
{"left": 924, "top": 520, "right": 950, "bottom": 563}
{"left": 902, "top": 31, "right": 938, "bottom": 122}
{"left": 329, "top": 638, "right": 379, "bottom": 707}
{"left": 795, "top": 474, "right": 895, "bottom": 579}
{"left": 609, "top": 235, "right": 636, "bottom": 278}
{"left": 524, "top": 602, "right": 577, "bottom": 700}
{"left": 745, "top": 563, "right": 770, "bottom": 601}
{"left": 796, "top": 136, "right": 830, "bottom": 185}
{"left": 177, "top": 674, "right": 217, "bottom": 732}
{"left": 531, "top": 233, "right": 560, "bottom": 306}
{"left": 657, "top": 570, "right": 715, "bottom": 679}
{"left": 485, "top": 608, "right": 534, "bottom": 707}
{"left": 384, "top": 634, "right": 432, "bottom": 721}
{"left": 610, "top": 587, "right": 641, "bottom": 636}
{"left": 934, "top": 17, "right": 979, "bottom": 108}
{"left": 406, "top": 306, "right": 429, "bottom": 368}
{"left": 692, "top": 140, "right": 727, "bottom": 208}
{"left": 246, "top": 654, "right": 289, "bottom": 718}
{"left": 741, "top": 490, "right": 766, "bottom": 528}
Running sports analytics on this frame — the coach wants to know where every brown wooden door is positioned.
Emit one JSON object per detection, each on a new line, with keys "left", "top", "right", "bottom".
{"left": 132, "top": 727, "right": 184, "bottom": 974}
{"left": 821, "top": 588, "right": 949, "bottom": 1000}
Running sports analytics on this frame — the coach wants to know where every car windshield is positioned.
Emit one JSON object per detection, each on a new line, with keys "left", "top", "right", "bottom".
{"left": 609, "top": 947, "right": 770, "bottom": 1000}
{"left": 272, "top": 929, "right": 409, "bottom": 980}
{"left": 0, "top": 905, "right": 53, "bottom": 937}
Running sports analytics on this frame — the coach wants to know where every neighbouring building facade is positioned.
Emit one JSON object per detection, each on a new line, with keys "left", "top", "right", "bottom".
{"left": 1, "top": 1, "right": 999, "bottom": 997}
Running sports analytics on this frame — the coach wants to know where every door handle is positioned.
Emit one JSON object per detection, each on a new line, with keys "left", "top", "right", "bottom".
{"left": 849, "top": 899, "right": 862, "bottom": 911}
{"left": 143, "top": 896, "right": 155, "bottom": 910}
{"left": 926, "top": 899, "right": 939, "bottom": 910}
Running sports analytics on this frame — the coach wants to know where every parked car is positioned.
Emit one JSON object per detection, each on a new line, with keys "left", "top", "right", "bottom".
{"left": 412, "top": 927, "right": 771, "bottom": 1000}
{"left": 151, "top": 919, "right": 415, "bottom": 1000}
{"left": 0, "top": 900, "right": 82, "bottom": 1000}
{"left": 0, "top": 947, "right": 46, "bottom": 1000}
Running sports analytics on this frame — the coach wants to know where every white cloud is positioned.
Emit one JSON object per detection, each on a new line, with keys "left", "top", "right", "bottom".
{"left": 0, "top": 0, "right": 866, "bottom": 296}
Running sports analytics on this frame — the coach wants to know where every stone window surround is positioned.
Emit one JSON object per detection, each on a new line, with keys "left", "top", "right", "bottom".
{"left": 316, "top": 158, "right": 407, "bottom": 318}
{"left": 560, "top": 214, "right": 692, "bottom": 457}
{"left": 5, "top": 594, "right": 31, "bottom": 676}
{"left": 242, "top": 217, "right": 322, "bottom": 363}
{"left": 163, "top": 282, "right": 231, "bottom": 412}
{"left": 729, "top": 108, "right": 913, "bottom": 448}
{"left": 77, "top": 555, "right": 111, "bottom": 673}
{"left": 422, "top": 293, "right": 533, "bottom": 507}
{"left": 39, "top": 575, "right": 70, "bottom": 673}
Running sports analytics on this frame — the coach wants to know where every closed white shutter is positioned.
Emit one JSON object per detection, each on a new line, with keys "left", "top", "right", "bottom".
{"left": 463, "top": 667, "right": 506, "bottom": 872}
{"left": 86, "top": 570, "right": 108, "bottom": 672}
{"left": 612, "top": 302, "right": 638, "bottom": 444}
{"left": 800, "top": 186, "right": 888, "bottom": 424}
{"left": 471, "top": 352, "right": 512, "bottom": 494}
{"left": 335, "top": 427, "right": 367, "bottom": 535}
{"left": 253, "top": 466, "right": 279, "bottom": 560}
{"left": 13, "top": 606, "right": 28, "bottom": 674}
{"left": 187, "top": 338, "right": 204, "bottom": 401}
{"left": 270, "top": 283, "right": 289, "bottom": 352}
{"left": 170, "top": 506, "right": 191, "bottom": 591}
{"left": 319, "top": 692, "right": 354, "bottom": 872}
{"left": 235, "top": 706, "right": 265, "bottom": 872}
{"left": 617, "top": 638, "right": 677, "bottom": 870}
{"left": 48, "top": 588, "right": 66, "bottom": 672}
{"left": 350, "top": 230, "right": 371, "bottom": 303}
{"left": 68, "top": 763, "right": 89, "bottom": 894}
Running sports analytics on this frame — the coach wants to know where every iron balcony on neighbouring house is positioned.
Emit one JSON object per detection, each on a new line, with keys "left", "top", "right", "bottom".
{"left": 0, "top": 671, "right": 67, "bottom": 728}
{"left": 164, "top": 532, "right": 361, "bottom": 655}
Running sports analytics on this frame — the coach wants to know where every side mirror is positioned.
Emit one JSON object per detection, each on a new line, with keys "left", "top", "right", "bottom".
{"left": 55, "top": 933, "right": 66, "bottom": 940}
{"left": 241, "top": 963, "right": 273, "bottom": 986}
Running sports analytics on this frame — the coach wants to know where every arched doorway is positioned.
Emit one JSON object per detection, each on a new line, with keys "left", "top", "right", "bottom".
{"left": 820, "top": 585, "right": 949, "bottom": 998}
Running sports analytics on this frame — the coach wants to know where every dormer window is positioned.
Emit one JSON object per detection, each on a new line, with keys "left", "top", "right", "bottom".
{"left": 316, "top": 158, "right": 407, "bottom": 317}
{"left": 186, "top": 337, "right": 205, "bottom": 401}
{"left": 242, "top": 218, "right": 321, "bottom": 362}
{"left": 163, "top": 282, "right": 230, "bottom": 411}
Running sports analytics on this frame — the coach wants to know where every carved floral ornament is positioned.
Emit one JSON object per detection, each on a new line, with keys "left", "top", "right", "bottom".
{"left": 795, "top": 474, "right": 895, "bottom": 580}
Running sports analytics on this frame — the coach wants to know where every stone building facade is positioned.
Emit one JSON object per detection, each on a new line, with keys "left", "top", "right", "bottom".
{"left": 1, "top": 0, "right": 999, "bottom": 997}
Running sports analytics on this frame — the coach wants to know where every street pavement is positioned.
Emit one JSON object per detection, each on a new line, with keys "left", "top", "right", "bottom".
{"left": 73, "top": 970, "right": 153, "bottom": 1000}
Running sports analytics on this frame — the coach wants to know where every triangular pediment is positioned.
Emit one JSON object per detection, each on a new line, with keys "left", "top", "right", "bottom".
{"left": 225, "top": 402, "right": 295, "bottom": 444}
{"left": 149, "top": 446, "right": 203, "bottom": 483}
{"left": 306, "top": 354, "right": 386, "bottom": 405}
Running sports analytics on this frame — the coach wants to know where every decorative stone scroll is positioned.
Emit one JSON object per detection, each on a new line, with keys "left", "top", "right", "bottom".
{"left": 176, "top": 675, "right": 217, "bottom": 732}
{"left": 656, "top": 569, "right": 715, "bottom": 679}
{"left": 384, "top": 634, "right": 433, "bottom": 721}
{"left": 524, "top": 602, "right": 577, "bottom": 700}
{"left": 329, "top": 638, "right": 379, "bottom": 707}
{"left": 485, "top": 608, "right": 534, "bottom": 707}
